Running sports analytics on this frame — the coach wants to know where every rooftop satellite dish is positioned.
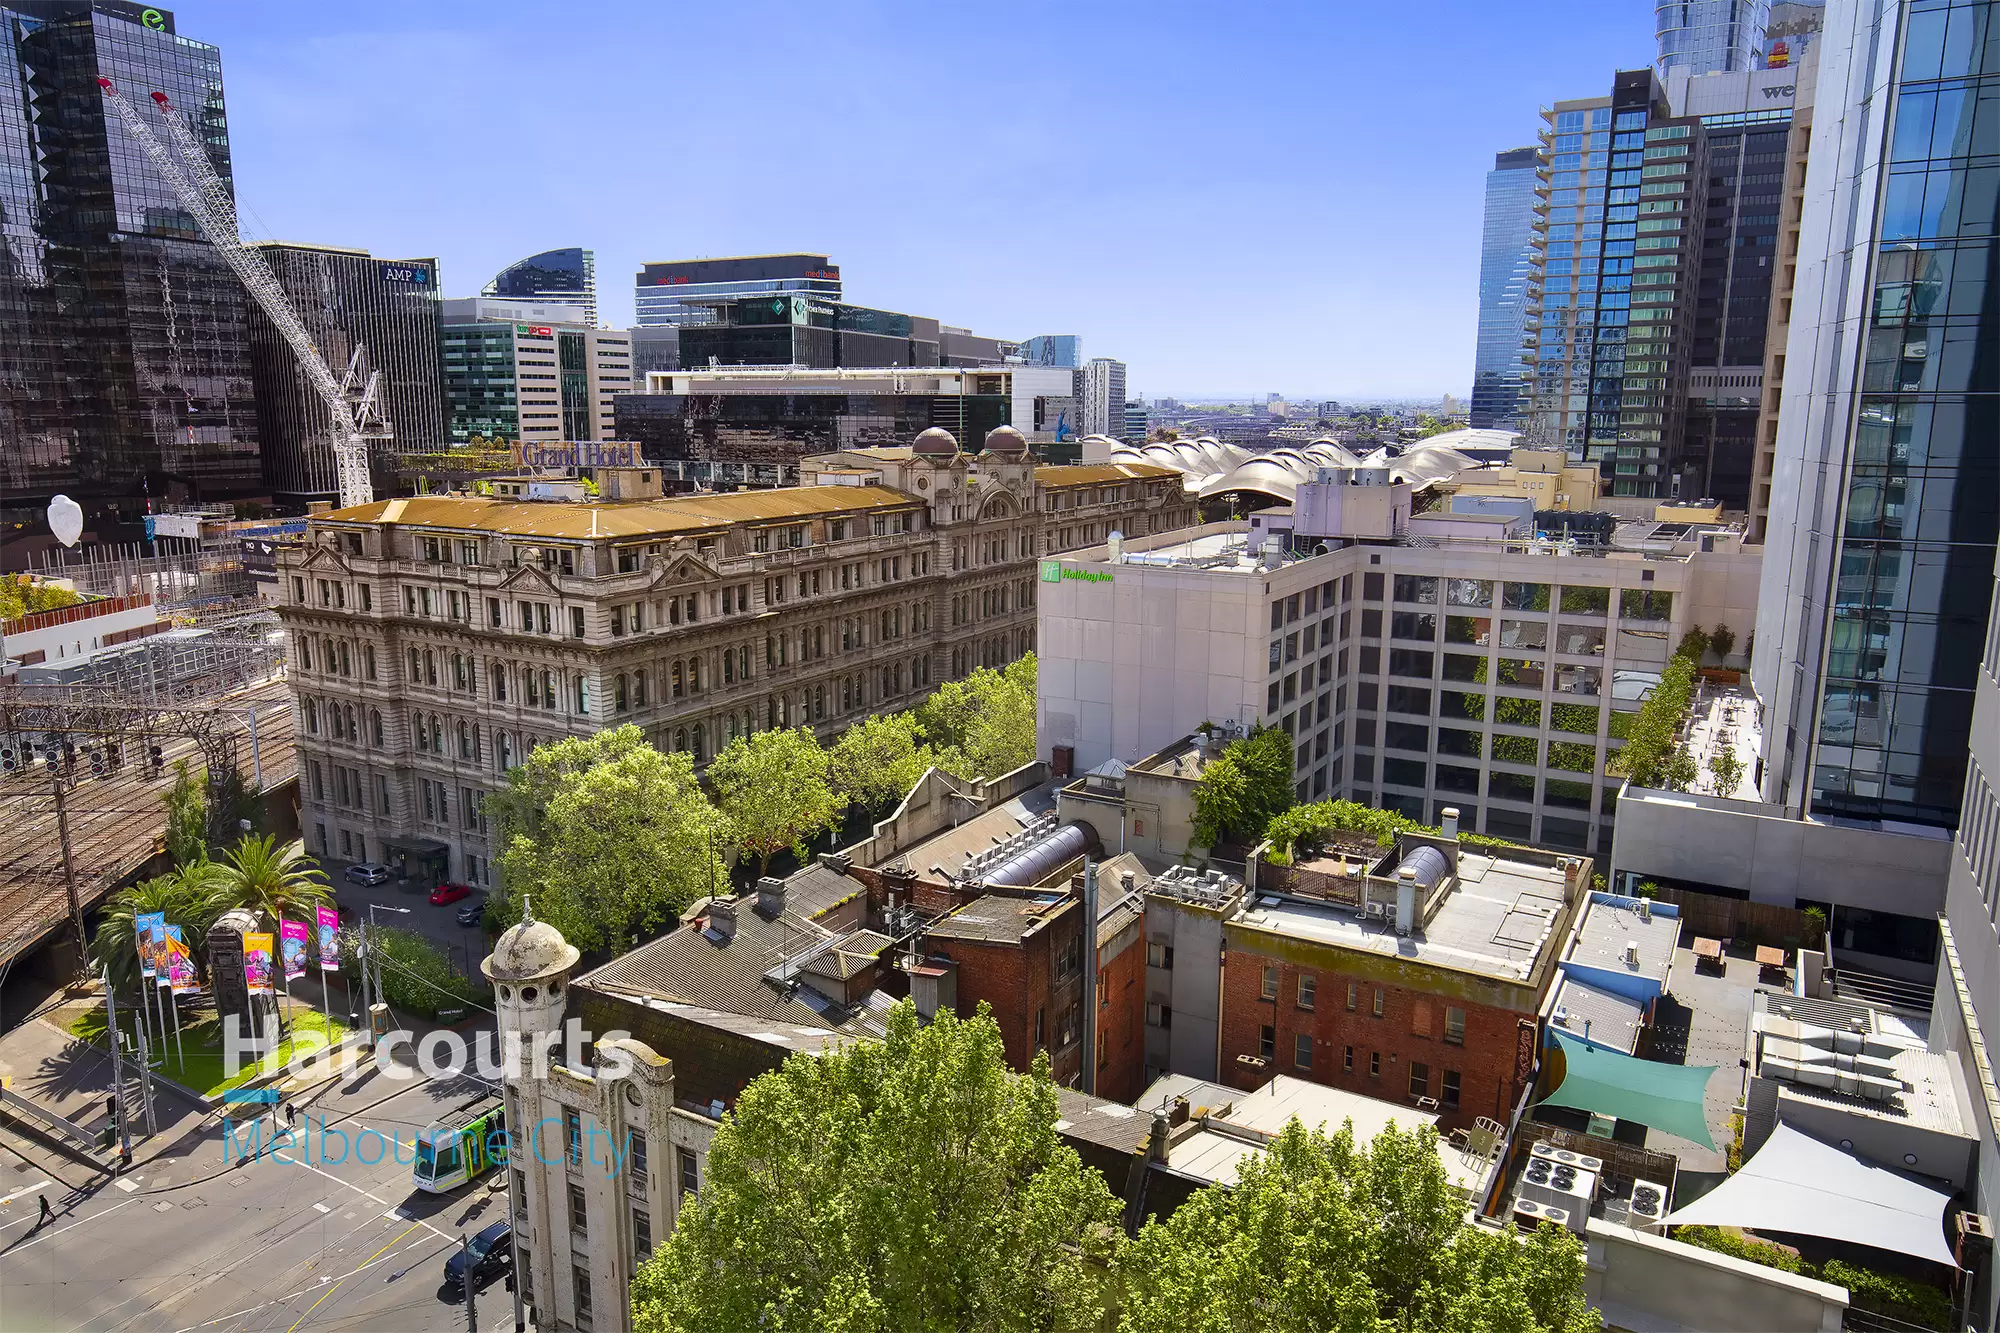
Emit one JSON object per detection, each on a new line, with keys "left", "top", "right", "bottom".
{"left": 48, "top": 494, "right": 83, "bottom": 547}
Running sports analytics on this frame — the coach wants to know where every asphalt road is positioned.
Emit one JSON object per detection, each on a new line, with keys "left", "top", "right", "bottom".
{"left": 0, "top": 1064, "right": 527, "bottom": 1332}
{"left": 322, "top": 859, "right": 493, "bottom": 985}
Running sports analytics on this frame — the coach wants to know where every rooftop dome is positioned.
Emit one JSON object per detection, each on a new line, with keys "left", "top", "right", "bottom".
{"left": 982, "top": 424, "right": 1028, "bottom": 454}
{"left": 913, "top": 427, "right": 959, "bottom": 456}
{"left": 482, "top": 907, "right": 579, "bottom": 983}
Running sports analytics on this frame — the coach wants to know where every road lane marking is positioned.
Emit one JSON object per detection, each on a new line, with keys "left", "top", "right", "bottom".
{"left": 0, "top": 1196, "right": 135, "bottom": 1255}
{"left": 281, "top": 1220, "right": 423, "bottom": 1333}
{"left": 168, "top": 1231, "right": 437, "bottom": 1333}
{"left": 0, "top": 1180, "right": 51, "bottom": 1206}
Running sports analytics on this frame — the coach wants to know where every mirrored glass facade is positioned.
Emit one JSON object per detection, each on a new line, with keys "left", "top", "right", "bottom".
{"left": 1, "top": 2, "right": 263, "bottom": 540}
{"left": 1657, "top": 0, "right": 1772, "bottom": 74}
{"left": 482, "top": 247, "right": 595, "bottom": 327}
{"left": 1813, "top": 0, "right": 1999, "bottom": 826}
{"left": 1470, "top": 147, "right": 1539, "bottom": 429}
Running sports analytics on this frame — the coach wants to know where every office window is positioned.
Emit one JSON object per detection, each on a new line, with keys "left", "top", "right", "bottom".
{"left": 1147, "top": 1002, "right": 1172, "bottom": 1030}
{"left": 629, "top": 1130, "right": 648, "bottom": 1187}
{"left": 564, "top": 1110, "right": 583, "bottom": 1166}
{"left": 633, "top": 1206, "right": 652, "bottom": 1260}
{"left": 1297, "top": 974, "right": 1316, "bottom": 1010}
{"left": 1295, "top": 1034, "right": 1313, "bottom": 1068}
{"left": 1147, "top": 941, "right": 1174, "bottom": 969}
{"left": 1445, "top": 1007, "right": 1467, "bottom": 1045}
{"left": 1372, "top": 988, "right": 1384, "bottom": 1018}
{"left": 1259, "top": 1025, "right": 1276, "bottom": 1060}
{"left": 1261, "top": 965, "right": 1278, "bottom": 1000}
{"left": 1410, "top": 1062, "right": 1430, "bottom": 1100}
{"left": 1346, "top": 982, "right": 1357, "bottom": 1011}
{"left": 1369, "top": 1051, "right": 1381, "bottom": 1078}
{"left": 677, "top": 1147, "right": 700, "bottom": 1197}
{"left": 1343, "top": 1045, "right": 1354, "bottom": 1072}
{"left": 1443, "top": 1070, "right": 1462, "bottom": 1111}
{"left": 574, "top": 1264, "right": 593, "bottom": 1324}
{"left": 568, "top": 1180, "right": 587, "bottom": 1233}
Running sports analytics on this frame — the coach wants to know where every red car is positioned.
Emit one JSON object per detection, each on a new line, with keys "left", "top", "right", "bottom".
{"left": 429, "top": 881, "right": 476, "bottom": 906}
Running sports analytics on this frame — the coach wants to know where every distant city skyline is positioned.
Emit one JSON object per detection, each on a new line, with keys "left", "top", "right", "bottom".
{"left": 198, "top": 1, "right": 1653, "bottom": 398}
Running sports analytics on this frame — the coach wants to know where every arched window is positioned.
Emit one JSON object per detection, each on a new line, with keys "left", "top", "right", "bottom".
{"left": 615, "top": 673, "right": 630, "bottom": 713}
{"left": 634, "top": 669, "right": 649, "bottom": 706}
{"left": 491, "top": 664, "right": 507, "bottom": 701}
{"left": 303, "top": 698, "right": 318, "bottom": 733}
{"left": 344, "top": 703, "right": 357, "bottom": 741}
{"left": 541, "top": 669, "right": 556, "bottom": 709}
{"left": 674, "top": 726, "right": 688, "bottom": 752}
{"left": 408, "top": 647, "right": 420, "bottom": 683}
{"left": 459, "top": 721, "right": 473, "bottom": 758}
{"left": 673, "top": 662, "right": 685, "bottom": 698}
{"left": 370, "top": 708, "right": 383, "bottom": 747}
{"left": 691, "top": 727, "right": 705, "bottom": 763}
{"left": 431, "top": 713, "right": 445, "bottom": 753}
{"left": 424, "top": 650, "right": 438, "bottom": 686}
{"left": 688, "top": 659, "right": 700, "bottom": 692}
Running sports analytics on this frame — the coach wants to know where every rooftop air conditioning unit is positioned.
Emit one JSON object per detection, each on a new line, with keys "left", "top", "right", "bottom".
{"left": 1540, "top": 1205, "right": 1573, "bottom": 1232}
{"left": 1512, "top": 1199, "right": 1546, "bottom": 1232}
{"left": 1627, "top": 1182, "right": 1667, "bottom": 1233}
{"left": 1624, "top": 941, "right": 1641, "bottom": 968}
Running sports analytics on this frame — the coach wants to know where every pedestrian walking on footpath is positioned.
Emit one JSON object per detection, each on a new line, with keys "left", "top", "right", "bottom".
{"left": 35, "top": 1194, "right": 53, "bottom": 1228}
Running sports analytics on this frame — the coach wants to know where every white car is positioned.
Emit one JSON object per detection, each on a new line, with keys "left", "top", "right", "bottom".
{"left": 344, "top": 862, "right": 391, "bottom": 887}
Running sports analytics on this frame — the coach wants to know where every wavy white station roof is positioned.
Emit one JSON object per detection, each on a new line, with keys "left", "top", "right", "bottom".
{"left": 1106, "top": 434, "right": 1485, "bottom": 507}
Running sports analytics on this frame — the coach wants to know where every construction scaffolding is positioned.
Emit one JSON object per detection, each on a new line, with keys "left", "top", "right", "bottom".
{"left": 31, "top": 531, "right": 266, "bottom": 620}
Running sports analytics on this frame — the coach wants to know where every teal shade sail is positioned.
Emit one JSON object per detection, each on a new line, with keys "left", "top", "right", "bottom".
{"left": 1535, "top": 1029, "right": 1718, "bottom": 1150}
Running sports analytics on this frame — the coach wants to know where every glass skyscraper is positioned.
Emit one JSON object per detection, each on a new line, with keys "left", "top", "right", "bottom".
{"left": 1522, "top": 71, "right": 1703, "bottom": 498}
{"left": 1469, "top": 147, "right": 1539, "bottom": 430}
{"left": 1656, "top": 0, "right": 1772, "bottom": 74}
{"left": 481, "top": 247, "right": 595, "bottom": 327}
{"left": 1021, "top": 334, "right": 1082, "bottom": 369}
{"left": 633, "top": 254, "right": 842, "bottom": 328}
{"left": 1755, "top": 0, "right": 1998, "bottom": 832}
{"left": 1, "top": 1, "right": 262, "bottom": 543}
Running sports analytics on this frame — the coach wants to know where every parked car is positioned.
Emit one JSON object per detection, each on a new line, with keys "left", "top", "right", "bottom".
{"left": 455, "top": 898, "right": 487, "bottom": 927}
{"left": 443, "top": 1220, "right": 512, "bottom": 1292}
{"left": 344, "top": 862, "right": 390, "bottom": 887}
{"left": 429, "top": 881, "right": 475, "bottom": 906}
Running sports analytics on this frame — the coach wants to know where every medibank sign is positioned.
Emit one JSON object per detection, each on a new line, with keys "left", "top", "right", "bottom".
{"left": 1040, "top": 561, "right": 1112, "bottom": 585}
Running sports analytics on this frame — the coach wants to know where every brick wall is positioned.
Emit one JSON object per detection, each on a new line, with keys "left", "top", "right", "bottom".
{"left": 1216, "top": 946, "right": 1535, "bottom": 1129}
{"left": 938, "top": 912, "right": 1085, "bottom": 1088}
{"left": 576, "top": 990, "right": 785, "bottom": 1112}
{"left": 1093, "top": 919, "right": 1147, "bottom": 1103}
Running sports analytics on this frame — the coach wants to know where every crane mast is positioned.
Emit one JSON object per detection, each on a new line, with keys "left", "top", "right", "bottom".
{"left": 97, "top": 78, "right": 384, "bottom": 508}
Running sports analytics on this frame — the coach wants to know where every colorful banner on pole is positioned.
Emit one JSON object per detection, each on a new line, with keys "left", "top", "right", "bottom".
{"left": 135, "top": 911, "right": 166, "bottom": 979}
{"left": 316, "top": 905, "right": 340, "bottom": 972}
{"left": 163, "top": 925, "right": 197, "bottom": 994}
{"left": 280, "top": 920, "right": 309, "bottom": 981}
{"left": 244, "top": 932, "right": 275, "bottom": 996}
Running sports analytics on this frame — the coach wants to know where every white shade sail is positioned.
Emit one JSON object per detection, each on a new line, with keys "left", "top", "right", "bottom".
{"left": 1662, "top": 1122, "right": 1956, "bottom": 1267}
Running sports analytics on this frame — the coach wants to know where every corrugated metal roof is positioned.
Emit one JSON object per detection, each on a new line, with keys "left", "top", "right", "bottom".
{"left": 1036, "top": 462, "right": 1179, "bottom": 487}
{"left": 316, "top": 485, "right": 922, "bottom": 539}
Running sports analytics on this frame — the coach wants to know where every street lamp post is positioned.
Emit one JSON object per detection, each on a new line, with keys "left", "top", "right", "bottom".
{"left": 363, "top": 903, "right": 410, "bottom": 1045}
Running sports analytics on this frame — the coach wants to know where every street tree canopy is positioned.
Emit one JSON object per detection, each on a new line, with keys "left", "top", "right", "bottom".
{"left": 916, "top": 654, "right": 1037, "bottom": 781}
{"left": 485, "top": 726, "right": 727, "bottom": 951}
{"left": 632, "top": 1000, "right": 1122, "bottom": 1333}
{"left": 828, "top": 711, "right": 933, "bottom": 814}
{"left": 1117, "top": 1118, "right": 1599, "bottom": 1333}
{"left": 707, "top": 726, "right": 843, "bottom": 874}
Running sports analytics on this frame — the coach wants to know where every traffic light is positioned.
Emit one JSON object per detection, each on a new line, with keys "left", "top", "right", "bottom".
{"left": 0, "top": 746, "right": 18, "bottom": 774}
{"left": 88, "top": 749, "right": 109, "bottom": 777}
{"left": 149, "top": 744, "right": 165, "bottom": 773}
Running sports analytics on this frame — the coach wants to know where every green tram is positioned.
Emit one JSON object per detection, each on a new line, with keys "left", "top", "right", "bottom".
{"left": 413, "top": 1098, "right": 507, "bottom": 1192}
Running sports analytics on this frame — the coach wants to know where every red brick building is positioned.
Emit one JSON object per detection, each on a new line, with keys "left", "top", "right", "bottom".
{"left": 1090, "top": 859, "right": 1149, "bottom": 1104}
{"left": 1216, "top": 842, "right": 1586, "bottom": 1128}
{"left": 922, "top": 890, "right": 1086, "bottom": 1087}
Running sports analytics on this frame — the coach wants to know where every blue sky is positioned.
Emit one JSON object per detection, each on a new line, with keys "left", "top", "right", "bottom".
{"left": 196, "top": 1, "right": 1653, "bottom": 401}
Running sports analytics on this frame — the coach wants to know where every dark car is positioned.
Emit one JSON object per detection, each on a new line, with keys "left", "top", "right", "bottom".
{"left": 429, "top": 881, "right": 475, "bottom": 906}
{"left": 444, "top": 1220, "right": 511, "bottom": 1291}
{"left": 455, "top": 898, "right": 486, "bottom": 927}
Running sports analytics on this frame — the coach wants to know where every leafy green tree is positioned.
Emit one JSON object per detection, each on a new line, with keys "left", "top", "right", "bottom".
{"left": 342, "top": 924, "right": 483, "bottom": 1020}
{"left": 1117, "top": 1119, "right": 1598, "bottom": 1333}
{"left": 1709, "top": 622, "right": 1736, "bottom": 662}
{"left": 1192, "top": 725, "right": 1295, "bottom": 847}
{"left": 162, "top": 760, "right": 209, "bottom": 867}
{"left": 829, "top": 712, "right": 933, "bottom": 814}
{"left": 486, "top": 726, "right": 728, "bottom": 951}
{"left": 1656, "top": 744, "right": 1700, "bottom": 793}
{"left": 1707, "top": 745, "right": 1745, "bottom": 797}
{"left": 1675, "top": 626, "right": 1711, "bottom": 664}
{"left": 0, "top": 575, "right": 82, "bottom": 621}
{"left": 207, "top": 834, "right": 332, "bottom": 928}
{"left": 917, "top": 655, "right": 1038, "bottom": 780}
{"left": 91, "top": 862, "right": 222, "bottom": 991}
{"left": 632, "top": 1001, "right": 1121, "bottom": 1333}
{"left": 708, "top": 727, "right": 843, "bottom": 875}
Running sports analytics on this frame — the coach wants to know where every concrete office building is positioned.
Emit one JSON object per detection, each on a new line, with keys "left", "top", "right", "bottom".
{"left": 0, "top": 0, "right": 262, "bottom": 542}
{"left": 1655, "top": 0, "right": 1770, "bottom": 75}
{"left": 1123, "top": 401, "right": 1148, "bottom": 444}
{"left": 1521, "top": 71, "right": 1706, "bottom": 498}
{"left": 438, "top": 311, "right": 630, "bottom": 446}
{"left": 248, "top": 243, "right": 446, "bottom": 506}
{"left": 276, "top": 437, "right": 1187, "bottom": 882}
{"left": 1037, "top": 476, "right": 1759, "bottom": 860}
{"left": 633, "top": 254, "right": 841, "bottom": 328}
{"left": 1470, "top": 147, "right": 1541, "bottom": 431}
{"left": 1021, "top": 334, "right": 1082, "bottom": 368}
{"left": 1082, "top": 359, "right": 1128, "bottom": 438}
{"left": 482, "top": 246, "right": 596, "bottom": 327}
{"left": 616, "top": 365, "right": 1083, "bottom": 489}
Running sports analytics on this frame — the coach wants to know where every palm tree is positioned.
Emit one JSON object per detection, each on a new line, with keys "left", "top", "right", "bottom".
{"left": 92, "top": 861, "right": 223, "bottom": 992}
{"left": 206, "top": 834, "right": 332, "bottom": 929}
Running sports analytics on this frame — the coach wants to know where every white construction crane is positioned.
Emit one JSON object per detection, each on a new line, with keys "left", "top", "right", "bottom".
{"left": 98, "top": 78, "right": 386, "bottom": 508}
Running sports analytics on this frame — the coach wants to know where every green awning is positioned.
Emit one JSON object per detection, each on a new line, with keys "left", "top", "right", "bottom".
{"left": 1535, "top": 1030, "right": 1719, "bottom": 1150}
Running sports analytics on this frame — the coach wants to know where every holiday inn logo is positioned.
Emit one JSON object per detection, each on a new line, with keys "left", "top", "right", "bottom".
{"left": 1040, "top": 560, "right": 1112, "bottom": 585}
